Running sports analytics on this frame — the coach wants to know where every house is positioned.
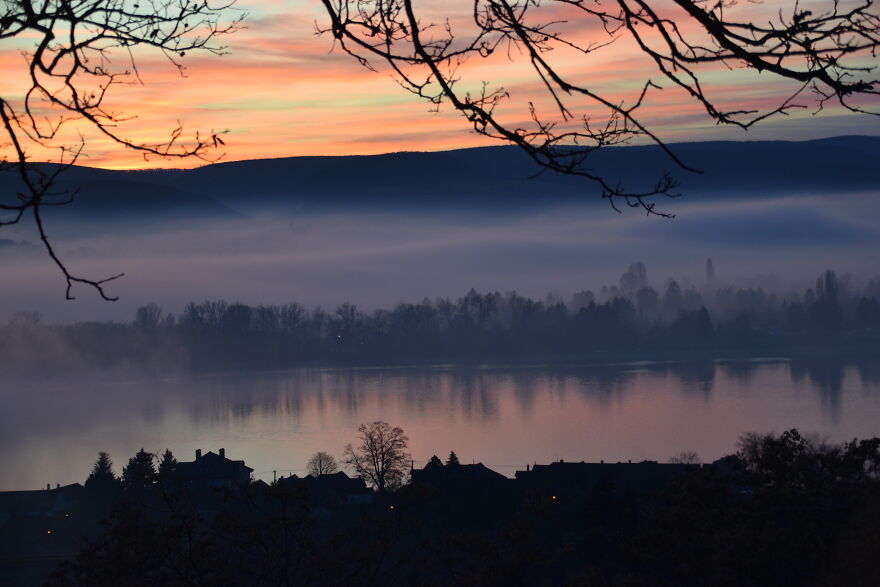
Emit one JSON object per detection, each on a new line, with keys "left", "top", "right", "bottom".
{"left": 407, "top": 458, "right": 518, "bottom": 527}
{"left": 176, "top": 448, "right": 253, "bottom": 490}
{"left": 410, "top": 458, "right": 509, "bottom": 492}
{"left": 515, "top": 460, "right": 689, "bottom": 504}
{"left": 0, "top": 483, "right": 83, "bottom": 528}
{"left": 278, "top": 471, "right": 373, "bottom": 507}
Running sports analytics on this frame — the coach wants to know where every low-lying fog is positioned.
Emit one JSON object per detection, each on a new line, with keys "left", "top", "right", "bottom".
{"left": 2, "top": 190, "right": 879, "bottom": 323}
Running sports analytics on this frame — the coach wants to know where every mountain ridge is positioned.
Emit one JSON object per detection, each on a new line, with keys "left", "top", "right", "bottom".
{"left": 1, "top": 136, "right": 877, "bottom": 221}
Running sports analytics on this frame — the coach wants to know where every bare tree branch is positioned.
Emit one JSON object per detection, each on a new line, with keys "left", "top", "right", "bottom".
{"left": 1, "top": 0, "right": 243, "bottom": 299}
{"left": 318, "top": 0, "right": 879, "bottom": 216}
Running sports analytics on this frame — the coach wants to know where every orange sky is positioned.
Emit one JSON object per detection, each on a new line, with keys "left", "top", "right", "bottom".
{"left": 1, "top": 0, "right": 877, "bottom": 169}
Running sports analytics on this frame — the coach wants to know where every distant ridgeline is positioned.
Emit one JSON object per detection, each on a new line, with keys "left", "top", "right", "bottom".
{"left": 0, "top": 136, "right": 878, "bottom": 220}
{"left": 2, "top": 265, "right": 879, "bottom": 373}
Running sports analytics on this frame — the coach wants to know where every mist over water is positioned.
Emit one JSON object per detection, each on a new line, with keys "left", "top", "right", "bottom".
{"left": 3, "top": 155, "right": 880, "bottom": 493}
{"left": 2, "top": 190, "right": 879, "bottom": 323}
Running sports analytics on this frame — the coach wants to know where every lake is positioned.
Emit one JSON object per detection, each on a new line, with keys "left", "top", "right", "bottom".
{"left": 2, "top": 357, "right": 879, "bottom": 491}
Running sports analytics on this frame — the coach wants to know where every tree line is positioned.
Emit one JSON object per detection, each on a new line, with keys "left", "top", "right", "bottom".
{"left": 41, "top": 427, "right": 880, "bottom": 586}
{"left": 3, "top": 265, "right": 880, "bottom": 373}
{"left": 81, "top": 420, "right": 412, "bottom": 496}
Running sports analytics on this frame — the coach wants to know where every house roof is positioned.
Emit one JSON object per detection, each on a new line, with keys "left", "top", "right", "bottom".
{"left": 279, "top": 471, "right": 371, "bottom": 495}
{"left": 176, "top": 451, "right": 253, "bottom": 479}
{"left": 0, "top": 483, "right": 84, "bottom": 515}
{"left": 411, "top": 461, "right": 508, "bottom": 487}
{"left": 515, "top": 461, "right": 688, "bottom": 495}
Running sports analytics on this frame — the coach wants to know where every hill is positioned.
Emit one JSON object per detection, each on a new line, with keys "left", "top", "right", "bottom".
{"left": 1, "top": 136, "right": 877, "bottom": 220}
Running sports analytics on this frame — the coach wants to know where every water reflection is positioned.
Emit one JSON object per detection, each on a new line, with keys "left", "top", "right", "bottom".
{"left": 855, "top": 359, "right": 880, "bottom": 388}
{"left": 1, "top": 357, "right": 879, "bottom": 490}
{"left": 789, "top": 360, "right": 846, "bottom": 420}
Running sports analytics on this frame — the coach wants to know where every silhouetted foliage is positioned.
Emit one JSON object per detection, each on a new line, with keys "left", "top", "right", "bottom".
{"left": 44, "top": 429, "right": 880, "bottom": 586}
{"left": 156, "top": 449, "right": 178, "bottom": 484}
{"left": 121, "top": 449, "right": 156, "bottom": 490}
{"left": 446, "top": 451, "right": 460, "bottom": 466}
{"left": 84, "top": 452, "right": 120, "bottom": 495}
{"left": 3, "top": 267, "right": 880, "bottom": 374}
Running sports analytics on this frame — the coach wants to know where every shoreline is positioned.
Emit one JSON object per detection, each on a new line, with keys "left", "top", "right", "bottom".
{"left": 5, "top": 343, "right": 879, "bottom": 385}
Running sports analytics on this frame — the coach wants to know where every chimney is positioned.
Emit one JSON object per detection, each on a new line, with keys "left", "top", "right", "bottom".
{"left": 56, "top": 483, "right": 60, "bottom": 489}
{"left": 196, "top": 449, "right": 202, "bottom": 460}
{"left": 219, "top": 448, "right": 225, "bottom": 459}
{"left": 46, "top": 483, "right": 50, "bottom": 491}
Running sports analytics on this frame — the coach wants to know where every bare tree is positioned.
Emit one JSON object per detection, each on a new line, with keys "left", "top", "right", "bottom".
{"left": 134, "top": 303, "right": 165, "bottom": 330}
{"left": 307, "top": 451, "right": 339, "bottom": 476}
{"left": 319, "top": 0, "right": 879, "bottom": 215}
{"left": 0, "top": 0, "right": 241, "bottom": 299}
{"left": 343, "top": 421, "right": 411, "bottom": 492}
{"left": 669, "top": 450, "right": 701, "bottom": 465}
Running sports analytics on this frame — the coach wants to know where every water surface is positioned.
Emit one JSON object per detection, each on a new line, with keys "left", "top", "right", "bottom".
{"left": 2, "top": 358, "right": 879, "bottom": 491}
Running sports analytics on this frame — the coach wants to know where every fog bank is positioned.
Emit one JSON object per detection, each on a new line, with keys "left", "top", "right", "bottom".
{"left": 2, "top": 190, "right": 879, "bottom": 324}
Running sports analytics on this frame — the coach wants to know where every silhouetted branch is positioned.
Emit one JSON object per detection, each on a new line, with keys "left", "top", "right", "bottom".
{"left": 318, "top": 0, "right": 879, "bottom": 216}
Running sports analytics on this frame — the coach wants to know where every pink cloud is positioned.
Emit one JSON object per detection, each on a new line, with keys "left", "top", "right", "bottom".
{"left": 1, "top": 0, "right": 876, "bottom": 169}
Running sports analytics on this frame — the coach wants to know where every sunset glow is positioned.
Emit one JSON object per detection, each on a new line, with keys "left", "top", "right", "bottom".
{"left": 2, "top": 0, "right": 877, "bottom": 169}
{"left": 2, "top": 3, "right": 880, "bottom": 581}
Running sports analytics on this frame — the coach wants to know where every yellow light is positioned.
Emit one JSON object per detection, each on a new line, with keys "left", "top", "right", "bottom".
{"left": 389, "top": 505, "right": 395, "bottom": 510}
{"left": 552, "top": 495, "right": 557, "bottom": 500}
{"left": 47, "top": 530, "right": 52, "bottom": 534}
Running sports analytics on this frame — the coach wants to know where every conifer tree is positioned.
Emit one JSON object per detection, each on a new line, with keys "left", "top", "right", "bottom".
{"left": 157, "top": 449, "right": 178, "bottom": 483}
{"left": 85, "top": 451, "right": 118, "bottom": 491}
{"left": 122, "top": 449, "right": 157, "bottom": 489}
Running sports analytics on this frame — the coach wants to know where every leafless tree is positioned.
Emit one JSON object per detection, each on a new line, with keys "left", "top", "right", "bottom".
{"left": 0, "top": 0, "right": 242, "bottom": 299}
{"left": 306, "top": 451, "right": 339, "bottom": 476}
{"left": 319, "top": 0, "right": 879, "bottom": 216}
{"left": 343, "top": 420, "right": 411, "bottom": 492}
{"left": 669, "top": 450, "right": 701, "bottom": 465}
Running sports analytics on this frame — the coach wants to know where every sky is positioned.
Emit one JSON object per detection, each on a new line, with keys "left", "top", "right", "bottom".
{"left": 0, "top": 0, "right": 878, "bottom": 169}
